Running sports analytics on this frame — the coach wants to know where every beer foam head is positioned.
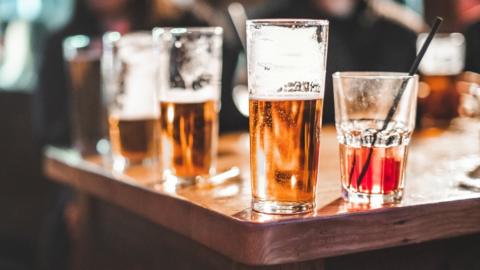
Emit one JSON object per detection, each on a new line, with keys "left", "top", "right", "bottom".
{"left": 116, "top": 68, "right": 158, "bottom": 119}
{"left": 112, "top": 86, "right": 159, "bottom": 120}
{"left": 159, "top": 87, "right": 219, "bottom": 103}
{"left": 247, "top": 22, "right": 328, "bottom": 97}
{"left": 417, "top": 33, "right": 465, "bottom": 76}
{"left": 112, "top": 33, "right": 159, "bottom": 119}
{"left": 117, "top": 32, "right": 154, "bottom": 65}
{"left": 249, "top": 91, "right": 322, "bottom": 101}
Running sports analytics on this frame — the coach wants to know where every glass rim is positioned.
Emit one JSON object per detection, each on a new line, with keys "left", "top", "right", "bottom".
{"left": 102, "top": 31, "right": 155, "bottom": 46}
{"left": 63, "top": 34, "right": 96, "bottom": 49}
{"left": 103, "top": 31, "right": 121, "bottom": 42}
{"left": 153, "top": 26, "right": 223, "bottom": 36}
{"left": 418, "top": 32, "right": 464, "bottom": 39}
{"left": 332, "top": 72, "right": 418, "bottom": 79}
{"left": 63, "top": 35, "right": 102, "bottom": 59}
{"left": 247, "top": 19, "right": 329, "bottom": 27}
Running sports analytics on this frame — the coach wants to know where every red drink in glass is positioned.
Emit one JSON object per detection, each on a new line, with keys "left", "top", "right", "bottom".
{"left": 333, "top": 72, "right": 418, "bottom": 204}
{"left": 339, "top": 144, "right": 407, "bottom": 197}
{"left": 337, "top": 119, "right": 411, "bottom": 204}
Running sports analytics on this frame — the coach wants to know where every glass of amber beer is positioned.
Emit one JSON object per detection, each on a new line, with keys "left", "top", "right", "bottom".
{"left": 102, "top": 32, "right": 161, "bottom": 171}
{"left": 417, "top": 33, "right": 465, "bottom": 128}
{"left": 153, "top": 27, "right": 222, "bottom": 183}
{"left": 247, "top": 19, "right": 329, "bottom": 214}
{"left": 333, "top": 72, "right": 418, "bottom": 204}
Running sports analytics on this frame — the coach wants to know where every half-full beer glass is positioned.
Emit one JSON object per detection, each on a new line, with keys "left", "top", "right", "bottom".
{"left": 102, "top": 32, "right": 161, "bottom": 171}
{"left": 247, "top": 19, "right": 329, "bottom": 214}
{"left": 153, "top": 27, "right": 222, "bottom": 183}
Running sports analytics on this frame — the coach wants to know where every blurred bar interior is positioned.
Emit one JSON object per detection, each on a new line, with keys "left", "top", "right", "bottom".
{"left": 0, "top": 0, "right": 480, "bottom": 269}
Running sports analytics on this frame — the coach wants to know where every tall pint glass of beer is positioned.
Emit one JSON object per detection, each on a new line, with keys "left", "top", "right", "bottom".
{"left": 102, "top": 32, "right": 161, "bottom": 171}
{"left": 153, "top": 27, "right": 222, "bottom": 183}
{"left": 247, "top": 19, "right": 329, "bottom": 214}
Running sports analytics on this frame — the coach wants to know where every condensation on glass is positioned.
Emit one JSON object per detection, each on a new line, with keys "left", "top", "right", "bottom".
{"left": 63, "top": 35, "right": 107, "bottom": 157}
{"left": 247, "top": 19, "right": 329, "bottom": 214}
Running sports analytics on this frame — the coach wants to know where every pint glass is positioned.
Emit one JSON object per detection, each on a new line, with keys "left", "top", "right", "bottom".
{"left": 247, "top": 19, "right": 329, "bottom": 214}
{"left": 153, "top": 27, "right": 222, "bottom": 183}
{"left": 63, "top": 35, "right": 107, "bottom": 156}
{"left": 102, "top": 32, "right": 161, "bottom": 171}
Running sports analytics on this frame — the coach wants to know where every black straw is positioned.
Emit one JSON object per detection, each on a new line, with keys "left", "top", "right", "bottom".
{"left": 408, "top": 17, "right": 443, "bottom": 75}
{"left": 351, "top": 17, "right": 443, "bottom": 188}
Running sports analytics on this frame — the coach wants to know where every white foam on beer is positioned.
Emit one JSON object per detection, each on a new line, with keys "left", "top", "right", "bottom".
{"left": 159, "top": 88, "right": 219, "bottom": 103}
{"left": 117, "top": 33, "right": 153, "bottom": 65}
{"left": 112, "top": 34, "right": 160, "bottom": 120}
{"left": 417, "top": 33, "right": 465, "bottom": 76}
{"left": 114, "top": 67, "right": 159, "bottom": 119}
{"left": 248, "top": 25, "right": 327, "bottom": 96}
{"left": 249, "top": 92, "right": 323, "bottom": 101}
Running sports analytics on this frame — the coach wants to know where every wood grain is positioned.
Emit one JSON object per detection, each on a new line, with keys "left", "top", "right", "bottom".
{"left": 44, "top": 121, "right": 480, "bottom": 265}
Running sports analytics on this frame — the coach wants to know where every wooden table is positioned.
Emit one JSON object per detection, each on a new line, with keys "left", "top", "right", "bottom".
{"left": 44, "top": 122, "right": 480, "bottom": 269}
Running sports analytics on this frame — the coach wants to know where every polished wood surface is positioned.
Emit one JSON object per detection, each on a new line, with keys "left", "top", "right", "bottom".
{"left": 44, "top": 120, "right": 480, "bottom": 266}
{"left": 66, "top": 192, "right": 480, "bottom": 270}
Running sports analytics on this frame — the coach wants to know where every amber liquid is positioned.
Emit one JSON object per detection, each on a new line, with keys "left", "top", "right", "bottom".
{"left": 419, "top": 74, "right": 459, "bottom": 126}
{"left": 160, "top": 100, "right": 218, "bottom": 179}
{"left": 249, "top": 98, "right": 323, "bottom": 203}
{"left": 108, "top": 116, "right": 161, "bottom": 164}
{"left": 339, "top": 144, "right": 407, "bottom": 195}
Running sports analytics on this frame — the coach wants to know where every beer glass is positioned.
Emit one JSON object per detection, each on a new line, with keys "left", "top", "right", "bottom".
{"left": 102, "top": 32, "right": 161, "bottom": 171}
{"left": 153, "top": 27, "right": 222, "bottom": 183}
{"left": 417, "top": 33, "right": 465, "bottom": 127}
{"left": 333, "top": 72, "right": 419, "bottom": 204}
{"left": 247, "top": 19, "right": 329, "bottom": 214}
{"left": 63, "top": 35, "right": 107, "bottom": 156}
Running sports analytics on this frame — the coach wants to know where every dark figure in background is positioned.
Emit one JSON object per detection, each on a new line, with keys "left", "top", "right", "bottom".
{"left": 249, "top": 0, "right": 421, "bottom": 124}
{"left": 465, "top": 21, "right": 480, "bottom": 73}
{"left": 33, "top": 1, "right": 206, "bottom": 269}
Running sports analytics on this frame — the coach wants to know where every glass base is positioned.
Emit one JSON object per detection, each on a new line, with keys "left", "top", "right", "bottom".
{"left": 252, "top": 199, "right": 314, "bottom": 215}
{"left": 112, "top": 155, "right": 158, "bottom": 172}
{"left": 342, "top": 188, "right": 403, "bottom": 205}
{"left": 162, "top": 171, "right": 196, "bottom": 186}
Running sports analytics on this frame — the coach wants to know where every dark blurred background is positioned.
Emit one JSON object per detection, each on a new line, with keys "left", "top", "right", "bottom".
{"left": 0, "top": 0, "right": 479, "bottom": 269}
